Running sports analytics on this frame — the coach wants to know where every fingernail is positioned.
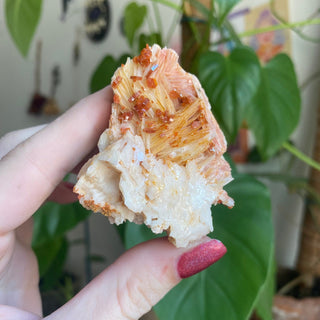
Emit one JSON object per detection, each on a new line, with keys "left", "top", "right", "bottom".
{"left": 63, "top": 181, "right": 75, "bottom": 190}
{"left": 177, "top": 239, "right": 227, "bottom": 279}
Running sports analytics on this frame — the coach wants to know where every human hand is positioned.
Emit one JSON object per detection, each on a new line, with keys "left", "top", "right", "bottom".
{"left": 0, "top": 87, "right": 226, "bottom": 320}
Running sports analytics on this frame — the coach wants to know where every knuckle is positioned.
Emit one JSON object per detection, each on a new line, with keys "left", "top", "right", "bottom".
{"left": 116, "top": 275, "right": 154, "bottom": 319}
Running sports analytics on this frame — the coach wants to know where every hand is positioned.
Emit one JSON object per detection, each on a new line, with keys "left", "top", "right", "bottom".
{"left": 0, "top": 87, "right": 226, "bottom": 319}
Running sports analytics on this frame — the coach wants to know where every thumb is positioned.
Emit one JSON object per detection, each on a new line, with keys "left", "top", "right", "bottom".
{"left": 45, "top": 238, "right": 226, "bottom": 320}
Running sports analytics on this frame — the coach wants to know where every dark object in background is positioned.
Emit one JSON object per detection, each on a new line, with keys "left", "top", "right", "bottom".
{"left": 28, "top": 40, "right": 48, "bottom": 115}
{"left": 85, "top": 0, "right": 111, "bottom": 43}
{"left": 28, "top": 93, "right": 48, "bottom": 115}
{"left": 28, "top": 40, "right": 61, "bottom": 116}
{"left": 61, "top": 0, "right": 73, "bottom": 20}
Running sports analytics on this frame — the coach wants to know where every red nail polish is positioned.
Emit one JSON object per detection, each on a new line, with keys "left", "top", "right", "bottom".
{"left": 177, "top": 239, "right": 227, "bottom": 279}
{"left": 63, "top": 181, "right": 75, "bottom": 190}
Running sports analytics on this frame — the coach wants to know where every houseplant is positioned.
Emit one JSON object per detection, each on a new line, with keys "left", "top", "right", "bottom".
{"left": 3, "top": 0, "right": 320, "bottom": 319}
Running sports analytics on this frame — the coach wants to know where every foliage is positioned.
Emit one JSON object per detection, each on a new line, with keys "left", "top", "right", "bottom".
{"left": 4, "top": 0, "right": 43, "bottom": 57}
{"left": 124, "top": 2, "right": 148, "bottom": 48}
{"left": 32, "top": 202, "right": 90, "bottom": 290}
{"left": 246, "top": 54, "right": 301, "bottom": 160}
{"left": 198, "top": 47, "right": 261, "bottom": 142}
{"left": 90, "top": 54, "right": 130, "bottom": 93}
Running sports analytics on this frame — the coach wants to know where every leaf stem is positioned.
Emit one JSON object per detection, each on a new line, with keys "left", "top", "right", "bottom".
{"left": 83, "top": 219, "right": 92, "bottom": 284}
{"left": 222, "top": 19, "right": 242, "bottom": 46}
{"left": 149, "top": 0, "right": 183, "bottom": 12}
{"left": 239, "top": 18, "right": 320, "bottom": 38}
{"left": 152, "top": 1, "right": 164, "bottom": 37}
{"left": 300, "top": 70, "right": 320, "bottom": 91}
{"left": 283, "top": 141, "right": 320, "bottom": 172}
{"left": 165, "top": 7, "right": 180, "bottom": 44}
{"left": 213, "top": 18, "right": 320, "bottom": 45}
{"left": 270, "top": 0, "right": 320, "bottom": 43}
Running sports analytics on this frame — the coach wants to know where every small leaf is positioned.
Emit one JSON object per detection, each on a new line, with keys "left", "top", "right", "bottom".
{"left": 246, "top": 54, "right": 301, "bottom": 160}
{"left": 90, "top": 54, "right": 130, "bottom": 93}
{"left": 32, "top": 202, "right": 90, "bottom": 247}
{"left": 124, "top": 2, "right": 147, "bottom": 47}
{"left": 5, "top": 0, "right": 43, "bottom": 57}
{"left": 125, "top": 174, "right": 274, "bottom": 320}
{"left": 198, "top": 47, "right": 261, "bottom": 142}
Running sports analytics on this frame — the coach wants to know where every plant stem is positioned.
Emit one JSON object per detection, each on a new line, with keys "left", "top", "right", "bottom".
{"left": 152, "top": 1, "right": 163, "bottom": 37}
{"left": 240, "top": 18, "right": 320, "bottom": 38}
{"left": 165, "top": 7, "right": 180, "bottom": 44}
{"left": 277, "top": 273, "right": 314, "bottom": 295}
{"left": 222, "top": 19, "right": 242, "bottom": 46}
{"left": 300, "top": 70, "right": 320, "bottom": 91}
{"left": 213, "top": 18, "right": 320, "bottom": 45}
{"left": 270, "top": 0, "right": 320, "bottom": 43}
{"left": 283, "top": 141, "right": 320, "bottom": 172}
{"left": 83, "top": 219, "right": 92, "bottom": 284}
{"left": 149, "top": 0, "right": 182, "bottom": 12}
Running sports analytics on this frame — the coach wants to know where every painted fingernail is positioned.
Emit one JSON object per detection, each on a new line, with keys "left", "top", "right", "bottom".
{"left": 63, "top": 181, "right": 75, "bottom": 190}
{"left": 177, "top": 239, "right": 227, "bottom": 279}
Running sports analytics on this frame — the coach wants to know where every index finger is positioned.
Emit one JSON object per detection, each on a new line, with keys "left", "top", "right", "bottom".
{"left": 0, "top": 87, "right": 112, "bottom": 235}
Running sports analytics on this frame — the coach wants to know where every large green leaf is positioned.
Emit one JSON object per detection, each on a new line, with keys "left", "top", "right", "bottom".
{"left": 125, "top": 174, "right": 274, "bottom": 320}
{"left": 254, "top": 247, "right": 275, "bottom": 320}
{"left": 124, "top": 2, "right": 147, "bottom": 47}
{"left": 5, "top": 0, "right": 43, "bottom": 57}
{"left": 38, "top": 236, "right": 68, "bottom": 291}
{"left": 246, "top": 54, "right": 301, "bottom": 160}
{"left": 33, "top": 236, "right": 66, "bottom": 277}
{"left": 198, "top": 47, "right": 261, "bottom": 142}
{"left": 32, "top": 202, "right": 90, "bottom": 247}
{"left": 90, "top": 54, "right": 130, "bottom": 93}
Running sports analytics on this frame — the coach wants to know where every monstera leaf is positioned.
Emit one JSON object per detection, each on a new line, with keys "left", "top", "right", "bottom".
{"left": 125, "top": 173, "right": 274, "bottom": 320}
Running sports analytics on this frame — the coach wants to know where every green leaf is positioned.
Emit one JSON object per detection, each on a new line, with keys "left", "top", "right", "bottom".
{"left": 90, "top": 54, "right": 130, "bottom": 93}
{"left": 32, "top": 202, "right": 90, "bottom": 247}
{"left": 138, "top": 33, "right": 163, "bottom": 52}
{"left": 215, "top": 0, "right": 240, "bottom": 24}
{"left": 124, "top": 2, "right": 147, "bottom": 47}
{"left": 33, "top": 236, "right": 65, "bottom": 276}
{"left": 125, "top": 174, "right": 274, "bottom": 320}
{"left": 125, "top": 223, "right": 165, "bottom": 249}
{"left": 254, "top": 248, "right": 276, "bottom": 320}
{"left": 246, "top": 54, "right": 301, "bottom": 160}
{"left": 38, "top": 236, "right": 68, "bottom": 291}
{"left": 198, "top": 47, "right": 261, "bottom": 142}
{"left": 5, "top": 0, "right": 43, "bottom": 57}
